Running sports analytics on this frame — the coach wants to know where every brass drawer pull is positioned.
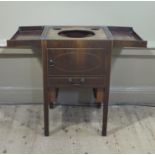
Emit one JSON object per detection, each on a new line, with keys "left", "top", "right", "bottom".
{"left": 68, "top": 78, "right": 85, "bottom": 85}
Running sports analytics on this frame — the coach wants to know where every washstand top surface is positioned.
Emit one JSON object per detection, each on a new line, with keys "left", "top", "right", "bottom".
{"left": 45, "top": 26, "right": 108, "bottom": 40}
{"left": 7, "top": 25, "right": 147, "bottom": 48}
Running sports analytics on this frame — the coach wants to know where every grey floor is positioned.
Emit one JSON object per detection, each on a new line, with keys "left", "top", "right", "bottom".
{"left": 0, "top": 104, "right": 155, "bottom": 154}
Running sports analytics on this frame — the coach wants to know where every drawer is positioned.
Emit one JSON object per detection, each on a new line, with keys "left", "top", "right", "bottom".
{"left": 48, "top": 77, "right": 105, "bottom": 87}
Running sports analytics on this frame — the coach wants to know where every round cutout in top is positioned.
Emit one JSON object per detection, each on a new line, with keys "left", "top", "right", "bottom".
{"left": 58, "top": 30, "right": 95, "bottom": 38}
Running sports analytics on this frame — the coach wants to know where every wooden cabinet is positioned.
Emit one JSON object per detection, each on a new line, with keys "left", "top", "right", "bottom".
{"left": 7, "top": 25, "right": 147, "bottom": 136}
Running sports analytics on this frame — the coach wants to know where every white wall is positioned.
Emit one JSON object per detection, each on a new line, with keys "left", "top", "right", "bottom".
{"left": 0, "top": 2, "right": 155, "bottom": 43}
{"left": 0, "top": 2, "right": 155, "bottom": 104}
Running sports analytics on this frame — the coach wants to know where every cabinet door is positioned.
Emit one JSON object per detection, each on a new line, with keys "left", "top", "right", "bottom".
{"left": 48, "top": 48, "right": 108, "bottom": 76}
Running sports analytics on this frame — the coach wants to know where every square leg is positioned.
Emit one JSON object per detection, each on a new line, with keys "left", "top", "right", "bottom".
{"left": 94, "top": 88, "right": 108, "bottom": 136}
{"left": 102, "top": 103, "right": 108, "bottom": 136}
{"left": 44, "top": 100, "right": 49, "bottom": 136}
{"left": 102, "top": 89, "right": 109, "bottom": 136}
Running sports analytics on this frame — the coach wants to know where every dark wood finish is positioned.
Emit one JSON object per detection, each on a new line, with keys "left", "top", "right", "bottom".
{"left": 46, "top": 35, "right": 112, "bottom": 136}
{"left": 48, "top": 77, "right": 105, "bottom": 87}
{"left": 6, "top": 25, "right": 147, "bottom": 137}
{"left": 7, "top": 26, "right": 44, "bottom": 48}
{"left": 7, "top": 26, "right": 147, "bottom": 49}
{"left": 47, "top": 48, "right": 107, "bottom": 76}
{"left": 102, "top": 44, "right": 112, "bottom": 136}
{"left": 108, "top": 26, "right": 147, "bottom": 47}
{"left": 41, "top": 41, "right": 49, "bottom": 136}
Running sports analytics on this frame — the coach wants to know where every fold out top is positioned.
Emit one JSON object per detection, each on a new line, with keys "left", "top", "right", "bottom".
{"left": 7, "top": 26, "right": 147, "bottom": 48}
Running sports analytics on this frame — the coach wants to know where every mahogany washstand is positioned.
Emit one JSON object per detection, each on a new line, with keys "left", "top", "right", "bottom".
{"left": 7, "top": 26, "right": 147, "bottom": 136}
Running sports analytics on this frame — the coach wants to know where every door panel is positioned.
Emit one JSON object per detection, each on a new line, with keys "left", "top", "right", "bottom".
{"left": 48, "top": 48, "right": 107, "bottom": 76}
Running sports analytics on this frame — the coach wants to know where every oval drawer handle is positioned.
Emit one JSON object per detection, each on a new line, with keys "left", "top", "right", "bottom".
{"left": 68, "top": 78, "right": 85, "bottom": 85}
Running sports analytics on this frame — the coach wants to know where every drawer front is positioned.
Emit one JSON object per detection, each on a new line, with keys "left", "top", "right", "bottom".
{"left": 47, "top": 48, "right": 108, "bottom": 76}
{"left": 48, "top": 77, "right": 105, "bottom": 87}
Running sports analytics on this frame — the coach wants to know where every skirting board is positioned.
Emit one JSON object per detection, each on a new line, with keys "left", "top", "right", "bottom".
{"left": 109, "top": 87, "right": 155, "bottom": 104}
{"left": 0, "top": 86, "right": 155, "bottom": 105}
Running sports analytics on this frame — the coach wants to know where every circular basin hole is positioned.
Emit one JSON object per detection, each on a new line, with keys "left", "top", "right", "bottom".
{"left": 58, "top": 30, "right": 95, "bottom": 38}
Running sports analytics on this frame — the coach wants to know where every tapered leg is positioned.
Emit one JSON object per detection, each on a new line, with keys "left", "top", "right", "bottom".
{"left": 102, "top": 104, "right": 108, "bottom": 136}
{"left": 95, "top": 88, "right": 109, "bottom": 136}
{"left": 102, "top": 89, "right": 109, "bottom": 136}
{"left": 44, "top": 97, "right": 49, "bottom": 136}
{"left": 42, "top": 41, "right": 49, "bottom": 136}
